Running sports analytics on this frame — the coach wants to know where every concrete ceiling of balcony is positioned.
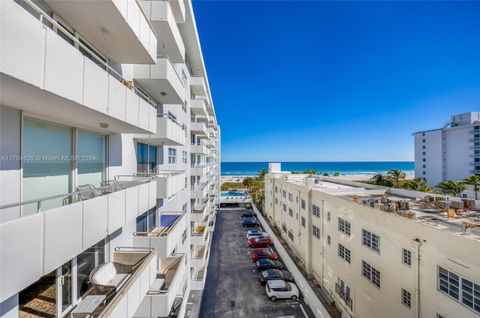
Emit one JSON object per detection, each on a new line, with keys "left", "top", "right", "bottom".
{"left": 44, "top": 0, "right": 155, "bottom": 64}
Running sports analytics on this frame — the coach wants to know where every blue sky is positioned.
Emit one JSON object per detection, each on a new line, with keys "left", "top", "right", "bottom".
{"left": 193, "top": 1, "right": 480, "bottom": 162}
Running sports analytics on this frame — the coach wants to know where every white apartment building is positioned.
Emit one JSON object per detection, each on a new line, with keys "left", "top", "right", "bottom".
{"left": 413, "top": 112, "right": 480, "bottom": 189}
{"left": 0, "top": 1, "right": 220, "bottom": 317}
{"left": 265, "top": 164, "right": 480, "bottom": 318}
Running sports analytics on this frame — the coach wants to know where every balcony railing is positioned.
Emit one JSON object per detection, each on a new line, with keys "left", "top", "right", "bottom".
{"left": 17, "top": 0, "right": 158, "bottom": 109}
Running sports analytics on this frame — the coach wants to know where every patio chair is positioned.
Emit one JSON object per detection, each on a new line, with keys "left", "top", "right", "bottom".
{"left": 76, "top": 184, "right": 102, "bottom": 201}
{"left": 88, "top": 262, "right": 133, "bottom": 296}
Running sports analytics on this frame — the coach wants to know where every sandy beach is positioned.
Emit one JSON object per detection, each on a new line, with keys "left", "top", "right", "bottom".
{"left": 221, "top": 171, "right": 414, "bottom": 185}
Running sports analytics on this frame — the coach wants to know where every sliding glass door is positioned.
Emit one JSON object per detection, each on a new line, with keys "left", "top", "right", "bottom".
{"left": 77, "top": 130, "right": 107, "bottom": 187}
{"left": 23, "top": 118, "right": 72, "bottom": 215}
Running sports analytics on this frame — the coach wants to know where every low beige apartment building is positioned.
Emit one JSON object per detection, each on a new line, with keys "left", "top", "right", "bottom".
{"left": 264, "top": 164, "right": 480, "bottom": 318}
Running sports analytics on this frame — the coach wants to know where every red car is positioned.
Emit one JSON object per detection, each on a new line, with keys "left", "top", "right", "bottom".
{"left": 248, "top": 236, "right": 273, "bottom": 248}
{"left": 251, "top": 248, "right": 278, "bottom": 262}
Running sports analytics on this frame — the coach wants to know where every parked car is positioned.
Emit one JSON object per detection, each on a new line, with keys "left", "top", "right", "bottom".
{"left": 251, "top": 248, "right": 278, "bottom": 262}
{"left": 246, "top": 229, "right": 267, "bottom": 240}
{"left": 256, "top": 259, "right": 283, "bottom": 271}
{"left": 248, "top": 236, "right": 273, "bottom": 248}
{"left": 265, "top": 279, "right": 299, "bottom": 301}
{"left": 242, "top": 218, "right": 259, "bottom": 228}
{"left": 258, "top": 269, "right": 294, "bottom": 285}
{"left": 241, "top": 211, "right": 256, "bottom": 218}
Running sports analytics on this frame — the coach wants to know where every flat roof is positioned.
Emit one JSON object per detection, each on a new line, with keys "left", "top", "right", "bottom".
{"left": 278, "top": 174, "right": 480, "bottom": 241}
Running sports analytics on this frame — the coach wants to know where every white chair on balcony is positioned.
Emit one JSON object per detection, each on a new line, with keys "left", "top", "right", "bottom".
{"left": 89, "top": 262, "right": 132, "bottom": 295}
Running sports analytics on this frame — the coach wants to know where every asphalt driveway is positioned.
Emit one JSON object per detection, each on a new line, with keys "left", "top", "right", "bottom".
{"left": 199, "top": 208, "right": 314, "bottom": 318}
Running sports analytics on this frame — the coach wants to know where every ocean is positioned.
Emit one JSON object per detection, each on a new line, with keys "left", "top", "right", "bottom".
{"left": 221, "top": 162, "right": 414, "bottom": 176}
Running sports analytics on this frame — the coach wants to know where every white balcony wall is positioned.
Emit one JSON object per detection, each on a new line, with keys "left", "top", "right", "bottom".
{"left": 190, "top": 122, "right": 208, "bottom": 137}
{"left": 132, "top": 214, "right": 186, "bottom": 259}
{"left": 134, "top": 116, "right": 185, "bottom": 146}
{"left": 133, "top": 58, "right": 185, "bottom": 104}
{"left": 168, "top": 0, "right": 186, "bottom": 23}
{"left": 190, "top": 76, "right": 207, "bottom": 97}
{"left": 43, "top": 0, "right": 157, "bottom": 63}
{"left": 0, "top": 181, "right": 157, "bottom": 302}
{"left": 0, "top": 1, "right": 156, "bottom": 134}
{"left": 191, "top": 144, "right": 208, "bottom": 155}
{"left": 157, "top": 173, "right": 186, "bottom": 199}
{"left": 190, "top": 99, "right": 208, "bottom": 116}
{"left": 139, "top": 0, "right": 185, "bottom": 62}
{"left": 107, "top": 253, "right": 157, "bottom": 318}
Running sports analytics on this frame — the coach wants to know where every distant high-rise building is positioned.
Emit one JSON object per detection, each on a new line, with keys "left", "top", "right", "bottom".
{"left": 413, "top": 112, "right": 480, "bottom": 189}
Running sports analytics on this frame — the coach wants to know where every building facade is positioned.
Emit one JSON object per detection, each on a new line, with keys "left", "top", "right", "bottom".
{"left": 265, "top": 164, "right": 480, "bottom": 318}
{"left": 0, "top": 0, "right": 220, "bottom": 317}
{"left": 413, "top": 112, "right": 480, "bottom": 189}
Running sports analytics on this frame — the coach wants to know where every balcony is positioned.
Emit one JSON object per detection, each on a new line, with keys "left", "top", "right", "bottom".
{"left": 139, "top": 0, "right": 185, "bottom": 63}
{"left": 190, "top": 99, "right": 208, "bottom": 116}
{"left": 191, "top": 165, "right": 207, "bottom": 178}
{"left": 133, "top": 213, "right": 185, "bottom": 259}
{"left": 190, "top": 76, "right": 207, "bottom": 97}
{"left": 190, "top": 232, "right": 204, "bottom": 246}
{"left": 135, "top": 113, "right": 185, "bottom": 146}
{"left": 191, "top": 122, "right": 208, "bottom": 137}
{"left": 0, "top": 175, "right": 157, "bottom": 303}
{"left": 191, "top": 143, "right": 209, "bottom": 155}
{"left": 191, "top": 267, "right": 206, "bottom": 291}
{"left": 191, "top": 246, "right": 206, "bottom": 269}
{"left": 43, "top": 0, "right": 156, "bottom": 63}
{"left": 191, "top": 183, "right": 208, "bottom": 200}
{"left": 133, "top": 57, "right": 185, "bottom": 104}
{"left": 168, "top": 0, "right": 186, "bottom": 23}
{"left": 0, "top": 1, "right": 157, "bottom": 134}
{"left": 156, "top": 171, "right": 186, "bottom": 199}
{"left": 135, "top": 256, "right": 186, "bottom": 317}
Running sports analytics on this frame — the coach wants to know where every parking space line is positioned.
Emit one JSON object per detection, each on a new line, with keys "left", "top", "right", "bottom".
{"left": 299, "top": 303, "right": 308, "bottom": 318}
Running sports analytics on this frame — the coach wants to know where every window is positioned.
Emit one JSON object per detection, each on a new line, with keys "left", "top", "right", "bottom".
{"left": 301, "top": 217, "right": 306, "bottom": 227}
{"left": 182, "top": 151, "right": 188, "bottom": 164}
{"left": 275, "top": 198, "right": 278, "bottom": 205}
{"left": 402, "top": 289, "right": 411, "bottom": 309}
{"left": 362, "top": 230, "right": 380, "bottom": 253}
{"left": 182, "top": 229, "right": 187, "bottom": 244}
{"left": 282, "top": 204, "right": 287, "bottom": 212}
{"left": 312, "top": 225, "right": 320, "bottom": 239}
{"left": 313, "top": 205, "right": 320, "bottom": 217}
{"left": 136, "top": 143, "right": 157, "bottom": 173}
{"left": 301, "top": 199, "right": 306, "bottom": 209}
{"left": 282, "top": 224, "right": 287, "bottom": 233}
{"left": 338, "top": 244, "right": 351, "bottom": 263}
{"left": 423, "top": 158, "right": 426, "bottom": 162}
{"left": 402, "top": 249, "right": 412, "bottom": 267}
{"left": 327, "top": 211, "right": 331, "bottom": 221}
{"left": 282, "top": 190, "right": 286, "bottom": 198}
{"left": 168, "top": 148, "right": 177, "bottom": 164}
{"left": 288, "top": 193, "right": 293, "bottom": 202}
{"left": 136, "top": 209, "right": 156, "bottom": 233}
{"left": 422, "top": 145, "right": 426, "bottom": 149}
{"left": 289, "top": 208, "right": 293, "bottom": 217}
{"left": 438, "top": 267, "right": 480, "bottom": 314}
{"left": 362, "top": 261, "right": 381, "bottom": 288}
{"left": 335, "top": 278, "right": 353, "bottom": 309}
{"left": 275, "top": 186, "right": 278, "bottom": 193}
{"left": 77, "top": 130, "right": 107, "bottom": 187}
{"left": 338, "top": 218, "right": 351, "bottom": 235}
{"left": 327, "top": 235, "right": 331, "bottom": 245}
{"left": 76, "top": 240, "right": 105, "bottom": 299}
{"left": 288, "top": 229, "right": 294, "bottom": 241}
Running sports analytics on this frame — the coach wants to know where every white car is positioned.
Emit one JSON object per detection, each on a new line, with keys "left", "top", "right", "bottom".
{"left": 246, "top": 229, "right": 268, "bottom": 240}
{"left": 265, "top": 279, "right": 299, "bottom": 301}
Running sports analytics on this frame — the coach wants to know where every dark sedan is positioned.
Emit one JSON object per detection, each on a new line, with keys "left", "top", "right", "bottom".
{"left": 258, "top": 269, "right": 294, "bottom": 285}
{"left": 255, "top": 259, "right": 283, "bottom": 272}
{"left": 242, "top": 218, "right": 259, "bottom": 228}
{"left": 241, "top": 211, "right": 256, "bottom": 218}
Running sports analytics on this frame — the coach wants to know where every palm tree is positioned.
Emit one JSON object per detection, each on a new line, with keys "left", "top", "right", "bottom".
{"left": 243, "top": 177, "right": 255, "bottom": 189}
{"left": 370, "top": 173, "right": 389, "bottom": 186}
{"left": 404, "top": 177, "right": 429, "bottom": 191}
{"left": 257, "top": 168, "right": 268, "bottom": 181}
{"left": 436, "top": 181, "right": 468, "bottom": 197}
{"left": 464, "top": 175, "right": 480, "bottom": 199}
{"left": 387, "top": 169, "right": 406, "bottom": 188}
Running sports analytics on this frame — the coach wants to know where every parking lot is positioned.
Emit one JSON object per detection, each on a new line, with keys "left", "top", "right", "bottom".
{"left": 199, "top": 208, "right": 315, "bottom": 318}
